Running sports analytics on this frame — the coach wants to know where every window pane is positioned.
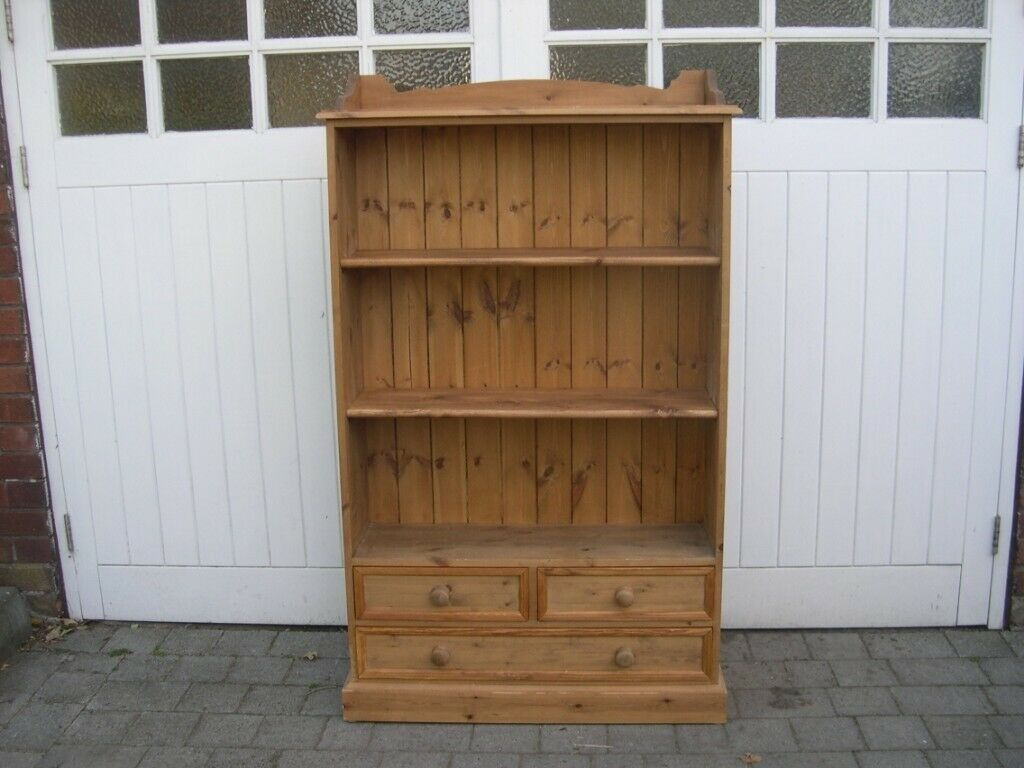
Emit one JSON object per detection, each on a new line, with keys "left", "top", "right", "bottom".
{"left": 56, "top": 62, "right": 146, "bottom": 136}
{"left": 776, "top": 0, "right": 871, "bottom": 27}
{"left": 156, "top": 0, "right": 248, "bottom": 43}
{"left": 776, "top": 42, "right": 872, "bottom": 117}
{"left": 550, "top": 44, "right": 646, "bottom": 87}
{"left": 265, "top": 0, "right": 357, "bottom": 38}
{"left": 373, "top": 48, "right": 471, "bottom": 92}
{"left": 663, "top": 43, "right": 759, "bottom": 117}
{"left": 663, "top": 0, "right": 758, "bottom": 28}
{"left": 267, "top": 52, "right": 359, "bottom": 127}
{"left": 888, "top": 43, "right": 983, "bottom": 118}
{"left": 51, "top": 0, "right": 140, "bottom": 49}
{"left": 890, "top": 0, "right": 984, "bottom": 28}
{"left": 550, "top": 0, "right": 644, "bottom": 30}
{"left": 374, "top": 0, "right": 469, "bottom": 34}
{"left": 161, "top": 57, "right": 252, "bottom": 131}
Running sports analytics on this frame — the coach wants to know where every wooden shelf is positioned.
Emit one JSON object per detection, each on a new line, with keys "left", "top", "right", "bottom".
{"left": 353, "top": 523, "right": 715, "bottom": 568}
{"left": 340, "top": 247, "right": 720, "bottom": 268}
{"left": 347, "top": 388, "right": 718, "bottom": 419}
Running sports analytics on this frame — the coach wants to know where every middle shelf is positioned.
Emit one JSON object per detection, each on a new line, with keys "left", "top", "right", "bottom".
{"left": 346, "top": 387, "right": 718, "bottom": 419}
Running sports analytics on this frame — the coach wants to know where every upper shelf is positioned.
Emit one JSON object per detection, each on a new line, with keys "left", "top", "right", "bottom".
{"left": 318, "top": 72, "right": 742, "bottom": 126}
{"left": 340, "top": 246, "right": 720, "bottom": 269}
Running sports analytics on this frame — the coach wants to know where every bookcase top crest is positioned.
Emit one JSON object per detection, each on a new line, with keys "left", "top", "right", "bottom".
{"left": 318, "top": 70, "right": 741, "bottom": 125}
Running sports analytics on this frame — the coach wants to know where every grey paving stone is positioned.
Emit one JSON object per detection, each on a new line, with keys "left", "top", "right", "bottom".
{"left": 378, "top": 752, "right": 451, "bottom": 768}
{"left": 88, "top": 681, "right": 189, "bottom": 713}
{"left": 269, "top": 630, "right": 348, "bottom": 660}
{"left": 207, "top": 746, "right": 281, "bottom": 768}
{"left": 212, "top": 630, "right": 277, "bottom": 657}
{"left": 38, "top": 744, "right": 147, "bottom": 768}
{"left": 158, "top": 628, "right": 223, "bottom": 656}
{"left": 451, "top": 755, "right": 519, "bottom": 768}
{"left": 540, "top": 725, "right": 609, "bottom": 753}
{"left": 854, "top": 751, "right": 929, "bottom": 768}
{"left": 723, "top": 660, "right": 835, "bottom": 689}
{"left": 607, "top": 725, "right": 677, "bottom": 753}
{"left": 137, "top": 746, "right": 209, "bottom": 768}
{"left": 279, "top": 750, "right": 377, "bottom": 768}
{"left": 1003, "top": 632, "right": 1024, "bottom": 658}
{"left": 991, "top": 716, "right": 1024, "bottom": 747}
{"left": 0, "top": 703, "right": 83, "bottom": 751}
{"left": 890, "top": 658, "right": 988, "bottom": 686}
{"left": 471, "top": 724, "right": 541, "bottom": 752}
{"left": 301, "top": 687, "right": 341, "bottom": 716}
{"left": 857, "top": 716, "right": 932, "bottom": 750}
{"left": 829, "top": 687, "right": 901, "bottom": 716}
{"left": 122, "top": 712, "right": 201, "bottom": 747}
{"left": 317, "top": 717, "right": 372, "bottom": 750}
{"left": 0, "top": 691, "right": 33, "bottom": 728}
{"left": 0, "top": 653, "right": 65, "bottom": 694}
{"left": 187, "top": 714, "right": 263, "bottom": 748}
{"left": 175, "top": 683, "right": 249, "bottom": 713}
{"left": 945, "top": 631, "right": 1013, "bottom": 658}
{"left": 831, "top": 660, "right": 898, "bottom": 687}
{"left": 758, "top": 754, "right": 859, "bottom": 768}
{"left": 59, "top": 711, "right": 136, "bottom": 745}
{"left": 924, "top": 716, "right": 1003, "bottom": 750}
{"left": 891, "top": 686, "right": 995, "bottom": 716}
{"left": 862, "top": 631, "right": 956, "bottom": 660}
{"left": 238, "top": 684, "right": 308, "bottom": 715}
{"left": 982, "top": 658, "right": 1024, "bottom": 686}
{"left": 370, "top": 723, "right": 472, "bottom": 752}
{"left": 32, "top": 673, "right": 106, "bottom": 705}
{"left": 724, "top": 718, "right": 799, "bottom": 752}
{"left": 721, "top": 632, "right": 752, "bottom": 662}
{"left": 50, "top": 626, "right": 116, "bottom": 654}
{"left": 108, "top": 656, "right": 177, "bottom": 682}
{"left": 167, "top": 656, "right": 234, "bottom": 683}
{"left": 521, "top": 756, "right": 590, "bottom": 768}
{"left": 674, "top": 724, "right": 729, "bottom": 753}
{"left": 644, "top": 756, "right": 739, "bottom": 768}
{"left": 805, "top": 631, "right": 870, "bottom": 660}
{"left": 0, "top": 751, "right": 43, "bottom": 768}
{"left": 747, "top": 632, "right": 811, "bottom": 661}
{"left": 987, "top": 687, "right": 1024, "bottom": 715}
{"left": 790, "top": 717, "right": 864, "bottom": 751}
{"left": 996, "top": 749, "right": 1024, "bottom": 767}
{"left": 59, "top": 653, "right": 120, "bottom": 675}
{"left": 101, "top": 626, "right": 170, "bottom": 656}
{"left": 592, "top": 754, "right": 643, "bottom": 768}
{"left": 927, "top": 750, "right": 1001, "bottom": 768}
{"left": 227, "top": 656, "right": 293, "bottom": 685}
{"left": 733, "top": 687, "right": 835, "bottom": 718}
{"left": 284, "top": 658, "right": 346, "bottom": 687}
{"left": 254, "top": 715, "right": 327, "bottom": 748}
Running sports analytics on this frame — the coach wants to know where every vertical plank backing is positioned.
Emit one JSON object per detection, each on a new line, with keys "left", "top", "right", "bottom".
{"left": 532, "top": 125, "right": 573, "bottom": 524}
{"left": 569, "top": 125, "right": 607, "bottom": 524}
{"left": 496, "top": 126, "right": 537, "bottom": 524}
{"left": 605, "top": 124, "right": 644, "bottom": 524}
{"left": 354, "top": 128, "right": 398, "bottom": 523}
{"left": 642, "top": 124, "right": 680, "bottom": 525}
{"left": 423, "top": 126, "right": 467, "bottom": 523}
{"left": 459, "top": 126, "right": 503, "bottom": 524}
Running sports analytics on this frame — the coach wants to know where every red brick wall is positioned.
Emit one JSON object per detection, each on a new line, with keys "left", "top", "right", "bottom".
{"left": 0, "top": 71, "right": 62, "bottom": 616}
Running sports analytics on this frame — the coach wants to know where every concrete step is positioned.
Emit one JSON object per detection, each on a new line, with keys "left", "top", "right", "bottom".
{"left": 0, "top": 586, "right": 31, "bottom": 659}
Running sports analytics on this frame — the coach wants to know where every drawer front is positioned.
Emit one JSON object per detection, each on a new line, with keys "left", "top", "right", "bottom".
{"left": 538, "top": 567, "right": 714, "bottom": 622}
{"left": 354, "top": 567, "right": 528, "bottom": 622}
{"left": 355, "top": 628, "right": 711, "bottom": 682}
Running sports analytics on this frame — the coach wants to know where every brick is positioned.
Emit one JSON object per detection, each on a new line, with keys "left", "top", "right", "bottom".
{"left": 5, "top": 481, "right": 47, "bottom": 508}
{"left": 857, "top": 716, "right": 933, "bottom": 750}
{"left": 13, "top": 537, "right": 54, "bottom": 564}
{"left": 0, "top": 452, "right": 43, "bottom": 479}
{"left": 0, "top": 395, "right": 35, "bottom": 422}
{"left": 0, "top": 425, "right": 39, "bottom": 451}
{"left": 0, "top": 365, "right": 31, "bottom": 393}
{"left": 0, "top": 245, "right": 20, "bottom": 274}
{"left": 0, "top": 563, "right": 53, "bottom": 592}
{"left": 0, "top": 276, "right": 20, "bottom": 304}
{"left": 0, "top": 510, "right": 48, "bottom": 535}
{"left": 0, "top": 539, "right": 12, "bottom": 562}
{"left": 25, "top": 592, "right": 61, "bottom": 616}
{"left": 0, "top": 336, "right": 28, "bottom": 364}
{"left": 0, "top": 307, "right": 24, "bottom": 333}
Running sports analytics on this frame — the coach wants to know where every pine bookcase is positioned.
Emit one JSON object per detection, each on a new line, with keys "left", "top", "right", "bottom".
{"left": 321, "top": 72, "right": 737, "bottom": 723}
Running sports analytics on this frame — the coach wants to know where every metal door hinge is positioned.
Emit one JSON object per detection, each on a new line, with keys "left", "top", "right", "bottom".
{"left": 1018, "top": 125, "right": 1024, "bottom": 169}
{"left": 18, "top": 146, "right": 28, "bottom": 189}
{"left": 3, "top": 0, "right": 12, "bottom": 44}
{"left": 63, "top": 513, "right": 74, "bottom": 554}
{"left": 992, "top": 515, "right": 1002, "bottom": 555}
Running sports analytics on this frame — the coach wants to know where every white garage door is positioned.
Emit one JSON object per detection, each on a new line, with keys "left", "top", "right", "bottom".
{"left": 3, "top": 0, "right": 1022, "bottom": 627}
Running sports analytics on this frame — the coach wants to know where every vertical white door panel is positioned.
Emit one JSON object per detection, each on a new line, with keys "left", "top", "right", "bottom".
{"left": 723, "top": 173, "right": 747, "bottom": 570}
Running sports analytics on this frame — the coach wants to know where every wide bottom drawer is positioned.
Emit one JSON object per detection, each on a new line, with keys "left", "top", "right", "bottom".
{"left": 355, "top": 627, "right": 712, "bottom": 682}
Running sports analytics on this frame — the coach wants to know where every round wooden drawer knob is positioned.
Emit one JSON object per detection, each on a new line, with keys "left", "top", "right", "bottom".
{"left": 614, "top": 586, "right": 635, "bottom": 608}
{"left": 429, "top": 585, "right": 452, "bottom": 607}
{"left": 614, "top": 647, "right": 635, "bottom": 669}
{"left": 430, "top": 646, "right": 451, "bottom": 667}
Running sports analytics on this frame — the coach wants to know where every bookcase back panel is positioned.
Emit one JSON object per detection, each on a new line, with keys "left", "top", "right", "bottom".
{"left": 358, "top": 417, "right": 713, "bottom": 527}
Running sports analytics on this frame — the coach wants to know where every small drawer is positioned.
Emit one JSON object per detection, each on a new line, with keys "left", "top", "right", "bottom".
{"left": 355, "top": 627, "right": 712, "bottom": 682}
{"left": 538, "top": 567, "right": 714, "bottom": 622}
{"left": 353, "top": 567, "right": 528, "bottom": 622}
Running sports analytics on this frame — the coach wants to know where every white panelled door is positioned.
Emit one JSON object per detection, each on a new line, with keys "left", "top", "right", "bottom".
{"left": 503, "top": 0, "right": 1024, "bottom": 628}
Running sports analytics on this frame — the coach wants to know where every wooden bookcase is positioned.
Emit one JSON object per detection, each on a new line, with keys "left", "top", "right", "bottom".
{"left": 321, "top": 72, "right": 736, "bottom": 723}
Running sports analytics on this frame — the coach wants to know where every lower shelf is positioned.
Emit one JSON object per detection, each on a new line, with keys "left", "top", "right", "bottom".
{"left": 342, "top": 672, "right": 727, "bottom": 723}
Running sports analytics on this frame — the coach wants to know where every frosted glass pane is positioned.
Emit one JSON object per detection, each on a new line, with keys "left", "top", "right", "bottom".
{"left": 51, "top": 0, "right": 140, "bottom": 49}
{"left": 550, "top": 0, "right": 645, "bottom": 30}
{"left": 374, "top": 0, "right": 469, "bottom": 33}
{"left": 157, "top": 0, "right": 248, "bottom": 43}
{"left": 267, "top": 52, "right": 359, "bottom": 127}
{"left": 890, "top": 0, "right": 984, "bottom": 28}
{"left": 374, "top": 48, "right": 471, "bottom": 92}
{"left": 776, "top": 42, "right": 872, "bottom": 117}
{"left": 888, "top": 43, "right": 982, "bottom": 118}
{"left": 550, "top": 45, "right": 646, "bottom": 87}
{"left": 663, "top": 0, "right": 758, "bottom": 28}
{"left": 56, "top": 62, "right": 146, "bottom": 136}
{"left": 265, "top": 0, "right": 357, "bottom": 38}
{"left": 161, "top": 57, "right": 252, "bottom": 131}
{"left": 663, "top": 43, "right": 759, "bottom": 117}
{"left": 776, "top": 0, "right": 871, "bottom": 27}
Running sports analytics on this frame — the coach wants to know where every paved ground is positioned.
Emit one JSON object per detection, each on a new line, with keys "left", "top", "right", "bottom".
{"left": 0, "top": 624, "right": 1022, "bottom": 767}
